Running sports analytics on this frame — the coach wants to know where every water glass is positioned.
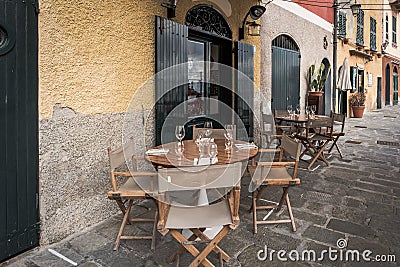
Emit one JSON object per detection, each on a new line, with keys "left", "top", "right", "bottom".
{"left": 210, "top": 141, "right": 218, "bottom": 160}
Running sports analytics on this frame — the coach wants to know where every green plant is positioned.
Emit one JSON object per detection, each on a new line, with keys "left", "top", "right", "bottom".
{"left": 350, "top": 91, "right": 367, "bottom": 106}
{"left": 308, "top": 63, "right": 331, "bottom": 92}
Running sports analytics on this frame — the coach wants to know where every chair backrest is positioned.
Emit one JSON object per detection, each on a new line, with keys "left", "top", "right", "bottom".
{"left": 108, "top": 140, "right": 135, "bottom": 171}
{"left": 331, "top": 112, "right": 346, "bottom": 133}
{"left": 158, "top": 162, "right": 242, "bottom": 194}
{"left": 281, "top": 134, "right": 302, "bottom": 161}
{"left": 261, "top": 114, "right": 274, "bottom": 133}
{"left": 192, "top": 125, "right": 237, "bottom": 140}
{"left": 306, "top": 116, "right": 334, "bottom": 136}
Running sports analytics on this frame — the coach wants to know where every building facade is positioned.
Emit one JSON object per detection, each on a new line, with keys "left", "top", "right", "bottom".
{"left": 382, "top": 0, "right": 400, "bottom": 106}
{"left": 260, "top": 0, "right": 333, "bottom": 115}
{"left": 336, "top": 0, "right": 383, "bottom": 115}
{"left": 0, "top": 0, "right": 266, "bottom": 259}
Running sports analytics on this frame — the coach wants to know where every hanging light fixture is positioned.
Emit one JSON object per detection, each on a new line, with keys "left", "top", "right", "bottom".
{"left": 350, "top": 1, "right": 361, "bottom": 16}
{"left": 161, "top": 0, "right": 177, "bottom": 19}
{"left": 239, "top": 5, "right": 266, "bottom": 40}
{"left": 247, "top": 21, "right": 262, "bottom": 36}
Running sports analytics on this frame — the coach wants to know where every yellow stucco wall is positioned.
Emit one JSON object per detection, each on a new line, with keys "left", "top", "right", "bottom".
{"left": 38, "top": 0, "right": 261, "bottom": 119}
{"left": 337, "top": 0, "right": 383, "bottom": 113}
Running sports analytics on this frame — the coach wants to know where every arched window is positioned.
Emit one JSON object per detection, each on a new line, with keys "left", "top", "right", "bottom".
{"left": 272, "top": 34, "right": 299, "bottom": 52}
{"left": 185, "top": 5, "right": 232, "bottom": 39}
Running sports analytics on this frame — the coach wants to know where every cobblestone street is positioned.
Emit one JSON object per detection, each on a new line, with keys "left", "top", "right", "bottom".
{"left": 3, "top": 106, "right": 400, "bottom": 267}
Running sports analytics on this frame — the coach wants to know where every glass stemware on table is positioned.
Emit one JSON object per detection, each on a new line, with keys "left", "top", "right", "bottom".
{"left": 203, "top": 121, "right": 213, "bottom": 138}
{"left": 175, "top": 125, "right": 185, "bottom": 160}
{"left": 224, "top": 124, "right": 234, "bottom": 151}
{"left": 287, "top": 105, "right": 293, "bottom": 118}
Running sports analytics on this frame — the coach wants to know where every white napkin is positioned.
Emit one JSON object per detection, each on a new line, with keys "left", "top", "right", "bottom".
{"left": 145, "top": 148, "right": 169, "bottom": 155}
{"left": 234, "top": 143, "right": 258, "bottom": 149}
{"left": 193, "top": 157, "right": 218, "bottom": 165}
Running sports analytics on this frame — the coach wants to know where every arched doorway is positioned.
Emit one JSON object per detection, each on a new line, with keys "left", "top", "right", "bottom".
{"left": 271, "top": 34, "right": 300, "bottom": 112}
{"left": 394, "top": 67, "right": 398, "bottom": 105}
{"left": 322, "top": 58, "right": 331, "bottom": 115}
{"left": 385, "top": 64, "right": 391, "bottom": 105}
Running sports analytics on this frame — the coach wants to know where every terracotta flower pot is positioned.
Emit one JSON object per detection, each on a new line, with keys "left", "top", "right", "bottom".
{"left": 352, "top": 105, "right": 365, "bottom": 118}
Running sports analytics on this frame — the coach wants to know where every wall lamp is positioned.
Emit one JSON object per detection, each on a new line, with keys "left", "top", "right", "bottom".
{"left": 239, "top": 5, "right": 266, "bottom": 40}
{"left": 162, "top": 0, "right": 177, "bottom": 19}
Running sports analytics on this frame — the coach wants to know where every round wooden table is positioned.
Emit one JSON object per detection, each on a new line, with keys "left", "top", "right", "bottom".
{"left": 146, "top": 139, "right": 258, "bottom": 167}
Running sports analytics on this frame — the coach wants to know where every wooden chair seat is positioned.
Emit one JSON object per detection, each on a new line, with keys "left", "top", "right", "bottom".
{"left": 108, "top": 176, "right": 157, "bottom": 199}
{"left": 165, "top": 200, "right": 232, "bottom": 229}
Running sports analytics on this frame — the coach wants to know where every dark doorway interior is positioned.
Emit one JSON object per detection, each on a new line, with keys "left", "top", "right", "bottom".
{"left": 377, "top": 77, "right": 382, "bottom": 109}
{"left": 385, "top": 64, "right": 391, "bottom": 105}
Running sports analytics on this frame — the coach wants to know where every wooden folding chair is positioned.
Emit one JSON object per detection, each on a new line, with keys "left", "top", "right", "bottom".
{"left": 156, "top": 162, "right": 243, "bottom": 267}
{"left": 107, "top": 140, "right": 158, "bottom": 251}
{"left": 328, "top": 112, "right": 346, "bottom": 158}
{"left": 249, "top": 134, "right": 301, "bottom": 234}
{"left": 273, "top": 110, "right": 295, "bottom": 137}
{"left": 295, "top": 116, "right": 334, "bottom": 171}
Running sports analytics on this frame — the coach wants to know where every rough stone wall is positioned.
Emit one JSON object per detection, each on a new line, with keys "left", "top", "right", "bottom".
{"left": 39, "top": 105, "right": 153, "bottom": 244}
{"left": 260, "top": 1, "right": 333, "bottom": 114}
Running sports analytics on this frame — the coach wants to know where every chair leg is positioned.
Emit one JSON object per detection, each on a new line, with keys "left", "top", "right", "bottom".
{"left": 151, "top": 208, "right": 158, "bottom": 251}
{"left": 114, "top": 199, "right": 133, "bottom": 251}
{"left": 169, "top": 230, "right": 215, "bottom": 267}
{"left": 276, "top": 187, "right": 288, "bottom": 212}
{"left": 189, "top": 226, "right": 230, "bottom": 267}
{"left": 252, "top": 191, "right": 258, "bottom": 234}
{"left": 285, "top": 193, "right": 296, "bottom": 232}
{"left": 190, "top": 229, "right": 230, "bottom": 262}
{"left": 308, "top": 141, "right": 330, "bottom": 170}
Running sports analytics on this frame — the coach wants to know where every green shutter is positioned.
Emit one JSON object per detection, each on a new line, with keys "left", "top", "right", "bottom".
{"left": 338, "top": 11, "right": 346, "bottom": 38}
{"left": 370, "top": 17, "right": 376, "bottom": 51}
{"left": 356, "top": 9, "right": 364, "bottom": 46}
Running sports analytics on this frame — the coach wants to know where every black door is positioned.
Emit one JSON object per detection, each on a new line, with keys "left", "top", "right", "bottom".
{"left": 0, "top": 0, "right": 39, "bottom": 261}
{"left": 377, "top": 77, "right": 382, "bottom": 109}
{"left": 385, "top": 64, "right": 391, "bottom": 105}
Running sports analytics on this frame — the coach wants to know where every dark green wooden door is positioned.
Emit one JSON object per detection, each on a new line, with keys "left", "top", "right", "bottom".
{"left": 235, "top": 41, "right": 254, "bottom": 141}
{"left": 0, "top": 0, "right": 39, "bottom": 261}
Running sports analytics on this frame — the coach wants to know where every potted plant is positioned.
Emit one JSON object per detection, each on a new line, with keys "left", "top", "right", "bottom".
{"left": 307, "top": 63, "right": 331, "bottom": 114}
{"left": 350, "top": 90, "right": 367, "bottom": 118}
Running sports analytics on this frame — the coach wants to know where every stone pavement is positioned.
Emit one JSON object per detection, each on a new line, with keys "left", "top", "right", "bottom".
{"left": 3, "top": 105, "right": 400, "bottom": 267}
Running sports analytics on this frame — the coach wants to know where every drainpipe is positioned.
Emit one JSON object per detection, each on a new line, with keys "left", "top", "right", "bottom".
{"left": 333, "top": 0, "right": 339, "bottom": 113}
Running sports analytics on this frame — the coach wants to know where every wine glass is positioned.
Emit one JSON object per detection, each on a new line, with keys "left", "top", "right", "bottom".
{"left": 203, "top": 121, "right": 213, "bottom": 138}
{"left": 296, "top": 104, "right": 300, "bottom": 115}
{"left": 310, "top": 105, "right": 316, "bottom": 116}
{"left": 287, "top": 105, "right": 293, "bottom": 117}
{"left": 175, "top": 125, "right": 185, "bottom": 143}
